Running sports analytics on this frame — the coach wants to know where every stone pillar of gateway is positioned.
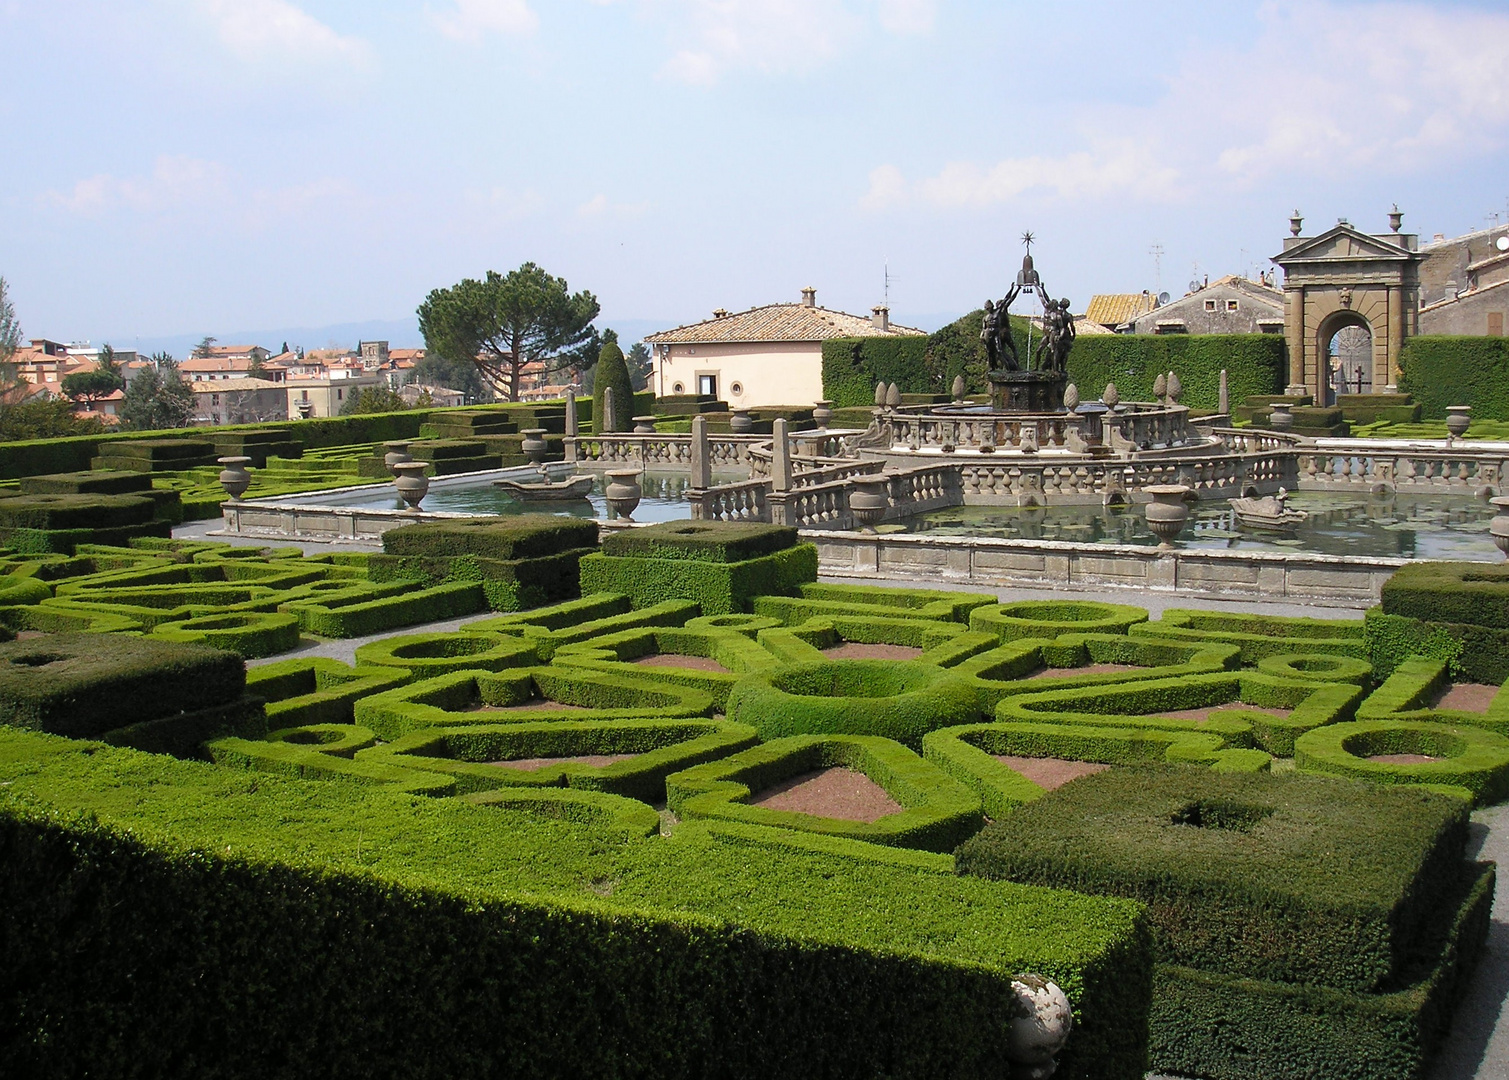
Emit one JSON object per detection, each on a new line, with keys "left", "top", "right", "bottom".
{"left": 1271, "top": 209, "right": 1422, "bottom": 402}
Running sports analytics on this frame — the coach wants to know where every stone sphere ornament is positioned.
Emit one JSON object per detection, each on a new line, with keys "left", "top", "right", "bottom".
{"left": 1144, "top": 484, "right": 1192, "bottom": 548}
{"left": 1005, "top": 976, "right": 1074, "bottom": 1079}
{"left": 604, "top": 468, "right": 642, "bottom": 521}
{"left": 217, "top": 456, "right": 252, "bottom": 502}
{"left": 392, "top": 461, "right": 430, "bottom": 512}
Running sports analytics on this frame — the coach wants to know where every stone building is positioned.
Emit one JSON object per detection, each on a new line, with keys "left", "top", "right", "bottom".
{"left": 1127, "top": 276, "right": 1285, "bottom": 336}
{"left": 1416, "top": 224, "right": 1509, "bottom": 337}
{"left": 191, "top": 378, "right": 288, "bottom": 425}
{"left": 646, "top": 288, "right": 924, "bottom": 408}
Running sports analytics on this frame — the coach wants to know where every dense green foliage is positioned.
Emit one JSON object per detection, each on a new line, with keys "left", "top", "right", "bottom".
{"left": 601, "top": 520, "right": 797, "bottom": 562}
{"left": 1399, "top": 337, "right": 1509, "bottom": 419}
{"left": 820, "top": 334, "right": 932, "bottom": 408}
{"left": 579, "top": 544, "right": 818, "bottom": 616}
{"left": 1064, "top": 334, "right": 1286, "bottom": 411}
{"left": 969, "top": 600, "right": 1148, "bottom": 643}
{"left": 956, "top": 765, "right": 1469, "bottom": 993}
{"left": 1368, "top": 563, "right": 1509, "bottom": 683}
{"left": 592, "top": 339, "right": 634, "bottom": 433}
{"left": 120, "top": 356, "right": 195, "bottom": 430}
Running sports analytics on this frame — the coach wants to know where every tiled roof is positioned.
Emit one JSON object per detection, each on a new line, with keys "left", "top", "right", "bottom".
{"left": 190, "top": 378, "right": 284, "bottom": 392}
{"left": 645, "top": 303, "right": 923, "bottom": 344}
{"left": 1084, "top": 293, "right": 1157, "bottom": 327}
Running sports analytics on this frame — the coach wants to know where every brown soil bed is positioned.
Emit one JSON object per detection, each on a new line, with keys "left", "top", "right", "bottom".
{"left": 15, "top": 630, "right": 46, "bottom": 640}
{"left": 820, "top": 643, "right": 924, "bottom": 661}
{"left": 1368, "top": 754, "right": 1441, "bottom": 765}
{"left": 1025, "top": 663, "right": 1142, "bottom": 681}
{"left": 466, "top": 698, "right": 591, "bottom": 713}
{"left": 994, "top": 755, "right": 1110, "bottom": 790}
{"left": 1431, "top": 683, "right": 1501, "bottom": 713}
{"left": 634, "top": 653, "right": 729, "bottom": 673}
{"left": 1154, "top": 704, "right": 1293, "bottom": 722}
{"left": 748, "top": 767, "right": 901, "bottom": 822}
{"left": 490, "top": 753, "right": 638, "bottom": 771}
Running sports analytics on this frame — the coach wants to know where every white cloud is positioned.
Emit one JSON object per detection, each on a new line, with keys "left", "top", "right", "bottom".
{"left": 859, "top": 164, "right": 908, "bottom": 211}
{"left": 576, "top": 192, "right": 648, "bottom": 218}
{"left": 648, "top": 0, "right": 857, "bottom": 84}
{"left": 875, "top": 0, "right": 934, "bottom": 35}
{"left": 430, "top": 0, "right": 538, "bottom": 42}
{"left": 44, "top": 155, "right": 231, "bottom": 214}
{"left": 193, "top": 0, "right": 371, "bottom": 67}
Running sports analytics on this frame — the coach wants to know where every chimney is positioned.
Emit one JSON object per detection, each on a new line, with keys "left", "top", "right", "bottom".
{"left": 712, "top": 308, "right": 730, "bottom": 319}
{"left": 800, "top": 286, "right": 816, "bottom": 308}
{"left": 871, "top": 305, "right": 890, "bottom": 331}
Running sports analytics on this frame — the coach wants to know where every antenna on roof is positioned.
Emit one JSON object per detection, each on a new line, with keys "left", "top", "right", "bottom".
{"left": 883, "top": 258, "right": 894, "bottom": 309}
{"left": 1149, "top": 242, "right": 1164, "bottom": 295}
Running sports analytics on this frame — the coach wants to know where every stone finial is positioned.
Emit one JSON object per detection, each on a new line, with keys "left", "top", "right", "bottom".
{"left": 1388, "top": 204, "right": 1403, "bottom": 233}
{"left": 951, "top": 374, "right": 966, "bottom": 402}
{"left": 1102, "top": 382, "right": 1120, "bottom": 408}
{"left": 1167, "top": 371, "right": 1182, "bottom": 402}
{"left": 874, "top": 381, "right": 887, "bottom": 407}
{"left": 1289, "top": 210, "right": 1303, "bottom": 236}
{"left": 1218, "top": 369, "right": 1229, "bottom": 416}
{"left": 885, "top": 383, "right": 902, "bottom": 408}
{"left": 1063, "top": 384, "right": 1080, "bottom": 413}
{"left": 1153, "top": 373, "right": 1167, "bottom": 401}
{"left": 1006, "top": 977, "right": 1074, "bottom": 1080}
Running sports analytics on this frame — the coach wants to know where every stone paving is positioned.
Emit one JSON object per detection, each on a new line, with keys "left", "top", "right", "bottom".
{"left": 174, "top": 523, "right": 1501, "bottom": 1077}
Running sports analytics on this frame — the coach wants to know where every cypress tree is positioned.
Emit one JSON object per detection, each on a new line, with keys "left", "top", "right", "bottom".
{"left": 592, "top": 339, "right": 634, "bottom": 433}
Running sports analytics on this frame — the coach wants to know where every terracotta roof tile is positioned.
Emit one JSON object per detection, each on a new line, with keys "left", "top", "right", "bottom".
{"left": 645, "top": 303, "right": 923, "bottom": 344}
{"left": 1084, "top": 293, "right": 1157, "bottom": 327}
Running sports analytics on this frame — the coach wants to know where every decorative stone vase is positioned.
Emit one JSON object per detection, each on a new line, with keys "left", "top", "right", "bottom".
{"left": 382, "top": 440, "right": 412, "bottom": 475}
{"left": 605, "top": 468, "right": 642, "bottom": 521}
{"left": 217, "top": 456, "right": 253, "bottom": 502}
{"left": 520, "top": 428, "right": 549, "bottom": 466}
{"left": 729, "top": 407, "right": 753, "bottom": 435}
{"left": 632, "top": 416, "right": 657, "bottom": 435}
{"left": 1268, "top": 404, "right": 1294, "bottom": 432}
{"left": 392, "top": 461, "right": 430, "bottom": 512}
{"left": 1144, "top": 484, "right": 1192, "bottom": 548}
{"left": 848, "top": 475, "right": 890, "bottom": 533}
{"left": 1005, "top": 978, "right": 1074, "bottom": 1080}
{"left": 1446, "top": 406, "right": 1472, "bottom": 440}
{"left": 1491, "top": 496, "right": 1509, "bottom": 561}
{"left": 812, "top": 400, "right": 834, "bottom": 428}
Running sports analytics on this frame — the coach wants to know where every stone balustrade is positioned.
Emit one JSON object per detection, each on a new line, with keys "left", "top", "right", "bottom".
{"left": 1297, "top": 450, "right": 1505, "bottom": 495}
{"left": 568, "top": 434, "right": 760, "bottom": 469}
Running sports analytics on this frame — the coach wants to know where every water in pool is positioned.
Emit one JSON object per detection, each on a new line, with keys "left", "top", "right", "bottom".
{"left": 905, "top": 490, "right": 1504, "bottom": 561}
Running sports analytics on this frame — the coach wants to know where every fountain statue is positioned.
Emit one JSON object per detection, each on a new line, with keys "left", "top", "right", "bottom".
{"left": 985, "top": 233, "right": 1074, "bottom": 412}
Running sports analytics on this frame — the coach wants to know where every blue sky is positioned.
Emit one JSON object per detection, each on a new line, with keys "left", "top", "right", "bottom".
{"left": 5, "top": 0, "right": 1509, "bottom": 352}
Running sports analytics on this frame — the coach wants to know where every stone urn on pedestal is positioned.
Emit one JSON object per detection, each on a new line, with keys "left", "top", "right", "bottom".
{"left": 605, "top": 468, "right": 642, "bottom": 521}
{"left": 520, "top": 429, "right": 549, "bottom": 466}
{"left": 848, "top": 475, "right": 891, "bottom": 533}
{"left": 1447, "top": 406, "right": 1473, "bottom": 442}
{"left": 1144, "top": 484, "right": 1192, "bottom": 549}
{"left": 632, "top": 416, "right": 658, "bottom": 435}
{"left": 217, "top": 456, "right": 253, "bottom": 502}
{"left": 728, "top": 407, "right": 753, "bottom": 435}
{"left": 1268, "top": 404, "right": 1294, "bottom": 432}
{"left": 1491, "top": 496, "right": 1509, "bottom": 561}
{"left": 382, "top": 441, "right": 413, "bottom": 475}
{"left": 392, "top": 461, "right": 430, "bottom": 512}
{"left": 812, "top": 400, "right": 834, "bottom": 429}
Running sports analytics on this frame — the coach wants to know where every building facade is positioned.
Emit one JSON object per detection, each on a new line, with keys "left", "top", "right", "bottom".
{"left": 645, "top": 288, "right": 924, "bottom": 408}
{"left": 1127, "top": 276, "right": 1285, "bottom": 336}
{"left": 192, "top": 378, "right": 289, "bottom": 425}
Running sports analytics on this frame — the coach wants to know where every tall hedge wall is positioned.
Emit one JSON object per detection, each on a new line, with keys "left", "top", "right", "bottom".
{"left": 1399, "top": 337, "right": 1509, "bottom": 420}
{"left": 1064, "top": 335, "right": 1286, "bottom": 412}
{"left": 820, "top": 335, "right": 931, "bottom": 408}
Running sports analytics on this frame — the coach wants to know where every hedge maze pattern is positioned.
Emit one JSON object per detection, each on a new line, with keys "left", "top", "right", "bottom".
{"left": 1, "top": 523, "right": 1505, "bottom": 1080}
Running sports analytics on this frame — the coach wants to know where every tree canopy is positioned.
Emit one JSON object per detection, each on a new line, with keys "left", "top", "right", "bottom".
{"left": 61, "top": 368, "right": 124, "bottom": 408}
{"left": 592, "top": 337, "right": 634, "bottom": 433}
{"left": 339, "top": 386, "right": 411, "bottom": 415}
{"left": 626, "top": 341, "right": 652, "bottom": 393}
{"left": 0, "top": 276, "right": 21, "bottom": 364}
{"left": 413, "top": 352, "right": 488, "bottom": 401}
{"left": 120, "top": 354, "right": 194, "bottom": 430}
{"left": 417, "top": 262, "right": 599, "bottom": 402}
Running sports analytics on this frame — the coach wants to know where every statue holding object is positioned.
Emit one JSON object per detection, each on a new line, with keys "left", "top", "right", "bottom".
{"left": 980, "top": 232, "right": 1072, "bottom": 412}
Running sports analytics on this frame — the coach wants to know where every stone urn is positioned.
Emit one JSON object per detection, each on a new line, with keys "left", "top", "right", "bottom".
{"left": 1144, "top": 484, "right": 1192, "bottom": 548}
{"left": 392, "top": 461, "right": 430, "bottom": 512}
{"left": 382, "top": 440, "right": 413, "bottom": 475}
{"left": 1447, "top": 406, "right": 1473, "bottom": 440}
{"left": 1006, "top": 977, "right": 1074, "bottom": 1080}
{"left": 1491, "top": 496, "right": 1509, "bottom": 561}
{"left": 632, "top": 415, "right": 658, "bottom": 435}
{"left": 217, "top": 456, "right": 252, "bottom": 502}
{"left": 605, "top": 468, "right": 642, "bottom": 521}
{"left": 812, "top": 400, "right": 834, "bottom": 428}
{"left": 848, "top": 475, "right": 891, "bottom": 533}
{"left": 1268, "top": 404, "right": 1294, "bottom": 432}
{"left": 728, "top": 407, "right": 754, "bottom": 435}
{"left": 520, "top": 428, "right": 549, "bottom": 466}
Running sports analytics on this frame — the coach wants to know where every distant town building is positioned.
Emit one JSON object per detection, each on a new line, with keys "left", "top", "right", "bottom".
{"left": 1417, "top": 224, "right": 1509, "bottom": 336}
{"left": 645, "top": 288, "right": 924, "bottom": 407}
{"left": 191, "top": 378, "right": 289, "bottom": 425}
{"left": 1127, "top": 276, "right": 1285, "bottom": 336}
{"left": 398, "top": 383, "right": 464, "bottom": 408}
{"left": 285, "top": 373, "right": 386, "bottom": 418}
{"left": 1083, "top": 292, "right": 1159, "bottom": 331}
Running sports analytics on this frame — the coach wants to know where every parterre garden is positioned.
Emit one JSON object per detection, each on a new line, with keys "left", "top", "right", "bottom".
{"left": 1, "top": 509, "right": 1506, "bottom": 1079}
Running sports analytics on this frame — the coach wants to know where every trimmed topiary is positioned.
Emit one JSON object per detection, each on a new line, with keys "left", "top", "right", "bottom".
{"left": 353, "top": 631, "right": 540, "bottom": 680}
{"left": 1132, "top": 609, "right": 1366, "bottom": 663}
{"left": 666, "top": 734, "right": 984, "bottom": 851}
{"left": 247, "top": 659, "right": 409, "bottom": 727}
{"left": 1294, "top": 718, "right": 1509, "bottom": 805}
{"left": 380, "top": 515, "right": 599, "bottom": 561}
{"left": 462, "top": 786, "right": 662, "bottom": 838}
{"left": 600, "top": 521, "right": 797, "bottom": 562}
{"left": 754, "top": 582, "right": 994, "bottom": 625}
{"left": 725, "top": 659, "right": 979, "bottom": 748}
{"left": 592, "top": 339, "right": 634, "bottom": 433}
{"left": 150, "top": 610, "right": 302, "bottom": 659}
{"left": 970, "top": 600, "right": 1149, "bottom": 643}
{"left": 578, "top": 544, "right": 817, "bottom": 616}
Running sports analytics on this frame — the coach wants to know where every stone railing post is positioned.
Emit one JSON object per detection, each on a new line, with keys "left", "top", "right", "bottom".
{"left": 771, "top": 418, "right": 793, "bottom": 492}
{"left": 690, "top": 414, "right": 712, "bottom": 490}
{"left": 564, "top": 388, "right": 578, "bottom": 463}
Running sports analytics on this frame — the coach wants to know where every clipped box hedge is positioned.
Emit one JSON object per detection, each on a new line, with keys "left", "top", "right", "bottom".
{"left": 1294, "top": 718, "right": 1509, "bottom": 805}
{"left": 367, "top": 548, "right": 593, "bottom": 612}
{"left": 18, "top": 471, "right": 154, "bottom": 496}
{"left": 969, "top": 600, "right": 1149, "bottom": 643}
{"left": 0, "top": 493, "right": 157, "bottom": 530}
{"left": 150, "top": 610, "right": 302, "bottom": 659}
{"left": 578, "top": 543, "right": 817, "bottom": 616}
{"left": 0, "top": 632, "right": 246, "bottom": 738}
{"left": 600, "top": 520, "right": 798, "bottom": 562}
{"left": 753, "top": 581, "right": 995, "bottom": 625}
{"left": 381, "top": 514, "right": 599, "bottom": 561}
{"left": 1365, "top": 607, "right": 1509, "bottom": 685}
{"left": 247, "top": 658, "right": 408, "bottom": 727}
{"left": 1130, "top": 608, "right": 1367, "bottom": 663}
{"left": 666, "top": 734, "right": 984, "bottom": 852}
{"left": 956, "top": 765, "right": 1469, "bottom": 993}
{"left": 282, "top": 581, "right": 486, "bottom": 638}
{"left": 353, "top": 630, "right": 539, "bottom": 680}
{"left": 0, "top": 728, "right": 1153, "bottom": 1080}
{"left": 1381, "top": 561, "right": 1509, "bottom": 629}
